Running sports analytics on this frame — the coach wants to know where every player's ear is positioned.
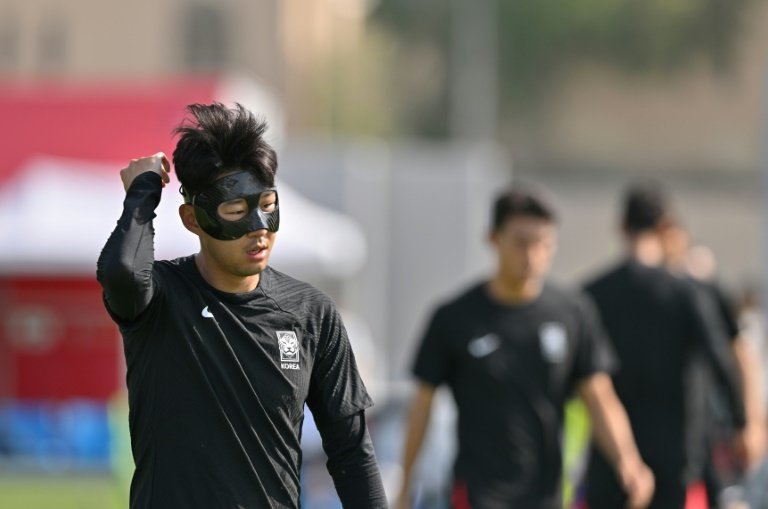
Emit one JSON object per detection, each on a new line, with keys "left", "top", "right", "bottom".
{"left": 488, "top": 228, "right": 499, "bottom": 247}
{"left": 547, "top": 222, "right": 559, "bottom": 251}
{"left": 179, "top": 204, "right": 201, "bottom": 235}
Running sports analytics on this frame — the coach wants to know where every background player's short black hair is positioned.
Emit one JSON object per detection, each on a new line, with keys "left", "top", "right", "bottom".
{"left": 491, "top": 184, "right": 558, "bottom": 232}
{"left": 622, "top": 181, "right": 673, "bottom": 234}
{"left": 173, "top": 102, "right": 277, "bottom": 197}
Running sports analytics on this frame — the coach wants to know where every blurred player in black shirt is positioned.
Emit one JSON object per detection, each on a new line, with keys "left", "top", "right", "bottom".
{"left": 584, "top": 182, "right": 746, "bottom": 509}
{"left": 662, "top": 222, "right": 766, "bottom": 506}
{"left": 97, "top": 103, "right": 386, "bottom": 508}
{"left": 397, "top": 185, "right": 654, "bottom": 509}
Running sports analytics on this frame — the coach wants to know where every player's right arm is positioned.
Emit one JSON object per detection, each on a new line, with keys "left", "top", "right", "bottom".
{"left": 396, "top": 382, "right": 436, "bottom": 509}
{"left": 96, "top": 153, "right": 170, "bottom": 321}
{"left": 578, "top": 373, "right": 654, "bottom": 509}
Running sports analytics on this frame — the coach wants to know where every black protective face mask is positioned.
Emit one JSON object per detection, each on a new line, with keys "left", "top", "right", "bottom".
{"left": 182, "top": 171, "right": 279, "bottom": 240}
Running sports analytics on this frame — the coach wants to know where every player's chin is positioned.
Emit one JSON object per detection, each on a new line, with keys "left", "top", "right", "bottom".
{"left": 232, "top": 264, "right": 266, "bottom": 279}
{"left": 244, "top": 255, "right": 271, "bottom": 274}
{"left": 242, "top": 258, "right": 269, "bottom": 273}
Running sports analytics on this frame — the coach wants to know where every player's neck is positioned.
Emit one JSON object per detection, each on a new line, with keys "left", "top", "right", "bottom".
{"left": 626, "top": 234, "right": 664, "bottom": 267}
{"left": 195, "top": 253, "right": 261, "bottom": 294}
{"left": 488, "top": 274, "right": 542, "bottom": 305}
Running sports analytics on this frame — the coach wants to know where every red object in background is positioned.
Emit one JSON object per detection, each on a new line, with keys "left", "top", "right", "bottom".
{"left": 0, "top": 78, "right": 217, "bottom": 186}
{"left": 0, "top": 78, "right": 219, "bottom": 402}
{"left": 451, "top": 480, "right": 472, "bottom": 509}
{"left": 579, "top": 482, "right": 708, "bottom": 509}
{"left": 0, "top": 276, "right": 121, "bottom": 401}
{"left": 684, "top": 482, "right": 708, "bottom": 509}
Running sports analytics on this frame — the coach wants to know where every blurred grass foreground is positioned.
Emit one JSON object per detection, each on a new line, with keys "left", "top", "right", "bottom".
{"left": 0, "top": 474, "right": 120, "bottom": 509}
{"left": 0, "top": 398, "right": 131, "bottom": 509}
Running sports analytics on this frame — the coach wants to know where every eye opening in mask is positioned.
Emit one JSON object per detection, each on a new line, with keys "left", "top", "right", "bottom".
{"left": 215, "top": 191, "right": 277, "bottom": 222}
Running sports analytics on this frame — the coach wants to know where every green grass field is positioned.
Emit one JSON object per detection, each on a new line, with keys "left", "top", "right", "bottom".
{"left": 0, "top": 474, "right": 127, "bottom": 509}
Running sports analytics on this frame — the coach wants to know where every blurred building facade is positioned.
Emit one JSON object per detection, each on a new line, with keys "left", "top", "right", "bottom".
{"left": 535, "top": 0, "right": 768, "bottom": 176}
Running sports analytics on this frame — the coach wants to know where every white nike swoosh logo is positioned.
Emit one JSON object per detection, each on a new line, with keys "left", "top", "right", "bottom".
{"left": 468, "top": 333, "right": 501, "bottom": 358}
{"left": 201, "top": 306, "right": 214, "bottom": 318}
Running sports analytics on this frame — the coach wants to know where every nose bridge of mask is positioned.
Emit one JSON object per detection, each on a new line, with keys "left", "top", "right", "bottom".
{"left": 242, "top": 198, "right": 270, "bottom": 231}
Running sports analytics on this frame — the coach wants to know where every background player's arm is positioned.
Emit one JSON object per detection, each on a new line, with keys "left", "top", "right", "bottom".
{"left": 707, "top": 284, "right": 765, "bottom": 467}
{"left": 396, "top": 382, "right": 436, "bottom": 509}
{"left": 731, "top": 335, "right": 767, "bottom": 469}
{"left": 96, "top": 153, "right": 170, "bottom": 321}
{"left": 578, "top": 373, "right": 654, "bottom": 509}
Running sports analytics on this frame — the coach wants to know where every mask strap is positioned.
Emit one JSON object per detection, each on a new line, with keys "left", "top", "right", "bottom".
{"left": 179, "top": 185, "right": 193, "bottom": 204}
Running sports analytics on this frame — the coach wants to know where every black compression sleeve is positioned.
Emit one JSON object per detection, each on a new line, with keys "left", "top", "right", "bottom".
{"left": 316, "top": 410, "right": 388, "bottom": 508}
{"left": 96, "top": 171, "right": 162, "bottom": 322}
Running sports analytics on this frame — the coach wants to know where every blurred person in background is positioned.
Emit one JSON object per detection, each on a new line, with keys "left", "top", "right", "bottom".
{"left": 97, "top": 103, "right": 386, "bottom": 508}
{"left": 737, "top": 285, "right": 768, "bottom": 508}
{"left": 583, "top": 182, "right": 746, "bottom": 509}
{"left": 396, "top": 185, "right": 654, "bottom": 509}
{"left": 662, "top": 223, "right": 767, "bottom": 508}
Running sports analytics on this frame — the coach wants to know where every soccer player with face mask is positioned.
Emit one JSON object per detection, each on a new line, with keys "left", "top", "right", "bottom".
{"left": 97, "top": 103, "right": 387, "bottom": 508}
{"left": 397, "top": 185, "right": 654, "bottom": 509}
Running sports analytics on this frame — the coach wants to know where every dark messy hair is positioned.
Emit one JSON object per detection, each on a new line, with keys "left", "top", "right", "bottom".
{"left": 491, "top": 184, "right": 558, "bottom": 232}
{"left": 622, "top": 181, "right": 673, "bottom": 234}
{"left": 172, "top": 102, "right": 277, "bottom": 197}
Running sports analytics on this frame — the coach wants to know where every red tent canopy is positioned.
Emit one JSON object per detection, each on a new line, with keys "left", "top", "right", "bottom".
{"left": 0, "top": 78, "right": 217, "bottom": 186}
{"left": 0, "top": 78, "right": 214, "bottom": 401}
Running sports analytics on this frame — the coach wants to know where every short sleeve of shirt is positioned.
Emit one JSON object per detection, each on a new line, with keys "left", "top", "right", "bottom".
{"left": 685, "top": 282, "right": 731, "bottom": 347}
{"left": 412, "top": 305, "right": 455, "bottom": 388}
{"left": 570, "top": 293, "right": 618, "bottom": 383}
{"left": 708, "top": 282, "right": 741, "bottom": 341}
{"left": 306, "top": 302, "right": 373, "bottom": 425}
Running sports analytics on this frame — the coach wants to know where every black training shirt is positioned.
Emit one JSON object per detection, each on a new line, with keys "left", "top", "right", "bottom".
{"left": 97, "top": 172, "right": 382, "bottom": 508}
{"left": 412, "top": 282, "right": 616, "bottom": 509}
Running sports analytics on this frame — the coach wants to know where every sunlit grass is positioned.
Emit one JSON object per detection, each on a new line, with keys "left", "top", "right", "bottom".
{"left": 0, "top": 474, "right": 125, "bottom": 509}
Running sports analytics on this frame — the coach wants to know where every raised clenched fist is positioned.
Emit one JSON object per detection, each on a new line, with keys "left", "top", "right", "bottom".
{"left": 120, "top": 152, "right": 171, "bottom": 192}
